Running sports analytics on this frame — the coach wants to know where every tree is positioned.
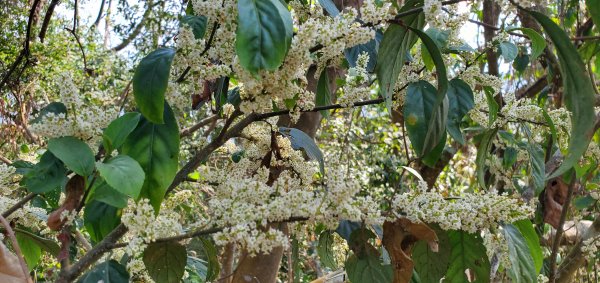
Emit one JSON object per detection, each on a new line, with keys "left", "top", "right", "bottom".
{"left": 0, "top": 0, "right": 600, "bottom": 282}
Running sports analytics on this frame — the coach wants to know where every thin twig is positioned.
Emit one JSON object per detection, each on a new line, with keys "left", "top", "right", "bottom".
{"left": 0, "top": 215, "right": 32, "bottom": 283}
{"left": 180, "top": 115, "right": 220, "bottom": 137}
{"left": 549, "top": 172, "right": 577, "bottom": 282}
{"left": 1, "top": 193, "right": 36, "bottom": 219}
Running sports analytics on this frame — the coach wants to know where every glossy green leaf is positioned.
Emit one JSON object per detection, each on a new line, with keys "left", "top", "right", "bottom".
{"left": 181, "top": 15, "right": 207, "bottom": 39}
{"left": 413, "top": 224, "right": 450, "bottom": 283}
{"left": 47, "top": 136, "right": 95, "bottom": 176}
{"left": 84, "top": 200, "right": 121, "bottom": 243}
{"left": 22, "top": 151, "right": 66, "bottom": 194}
{"left": 421, "top": 133, "right": 446, "bottom": 167}
{"left": 376, "top": 0, "right": 425, "bottom": 112}
{"left": 503, "top": 224, "right": 537, "bottom": 283}
{"left": 96, "top": 155, "right": 145, "bottom": 199}
{"left": 88, "top": 177, "right": 129, "bottom": 208}
{"left": 527, "top": 143, "right": 545, "bottom": 196}
{"left": 133, "top": 48, "right": 176, "bottom": 124}
{"left": 317, "top": 0, "right": 339, "bottom": 16}
{"left": 408, "top": 27, "right": 449, "bottom": 157}
{"left": 13, "top": 228, "right": 60, "bottom": 257}
{"left": 77, "top": 260, "right": 129, "bottom": 283}
{"left": 527, "top": 10, "right": 597, "bottom": 179}
{"left": 345, "top": 252, "right": 393, "bottom": 283}
{"left": 121, "top": 103, "right": 180, "bottom": 212}
{"left": 103, "top": 112, "right": 141, "bottom": 153}
{"left": 199, "top": 237, "right": 219, "bottom": 281}
{"left": 16, "top": 232, "right": 41, "bottom": 270}
{"left": 317, "top": 231, "right": 337, "bottom": 269}
{"left": 279, "top": 127, "right": 324, "bottom": 174}
{"left": 476, "top": 128, "right": 498, "bottom": 190}
{"left": 508, "top": 28, "right": 546, "bottom": 61}
{"left": 143, "top": 241, "right": 187, "bottom": 283}
{"left": 499, "top": 41, "right": 518, "bottom": 62}
{"left": 421, "top": 28, "right": 450, "bottom": 70}
{"left": 446, "top": 78, "right": 474, "bottom": 144}
{"left": 446, "top": 230, "right": 490, "bottom": 283}
{"left": 30, "top": 102, "right": 67, "bottom": 124}
{"left": 316, "top": 68, "right": 332, "bottom": 117}
{"left": 236, "top": 0, "right": 293, "bottom": 74}
{"left": 503, "top": 147, "right": 518, "bottom": 169}
{"left": 586, "top": 0, "right": 600, "bottom": 34}
{"left": 184, "top": 257, "right": 208, "bottom": 283}
{"left": 404, "top": 80, "right": 448, "bottom": 157}
{"left": 512, "top": 220, "right": 543, "bottom": 274}
{"left": 483, "top": 87, "right": 499, "bottom": 128}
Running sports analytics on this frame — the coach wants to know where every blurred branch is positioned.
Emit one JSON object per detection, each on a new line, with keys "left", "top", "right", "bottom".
{"left": 0, "top": 215, "right": 32, "bottom": 283}
{"left": 111, "top": 0, "right": 154, "bottom": 52}
{"left": 39, "top": 0, "right": 60, "bottom": 42}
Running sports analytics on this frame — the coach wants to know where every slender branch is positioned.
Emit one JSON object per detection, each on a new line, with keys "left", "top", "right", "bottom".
{"left": 65, "top": 27, "right": 89, "bottom": 73}
{"left": 0, "top": 215, "right": 32, "bottom": 283}
{"left": 1, "top": 193, "right": 36, "bottom": 219}
{"left": 180, "top": 115, "right": 220, "bottom": 137}
{"left": 39, "top": 0, "right": 60, "bottom": 42}
{"left": 176, "top": 21, "right": 220, "bottom": 83}
{"left": 556, "top": 215, "right": 600, "bottom": 283}
{"left": 549, "top": 172, "right": 577, "bottom": 282}
{"left": 0, "top": 155, "right": 11, "bottom": 165}
{"left": 110, "top": 0, "right": 154, "bottom": 52}
{"left": 92, "top": 0, "right": 106, "bottom": 28}
{"left": 257, "top": 98, "right": 385, "bottom": 120}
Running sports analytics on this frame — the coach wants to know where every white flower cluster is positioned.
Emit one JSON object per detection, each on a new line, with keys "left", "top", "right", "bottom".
{"left": 0, "top": 164, "right": 17, "bottom": 195}
{"left": 197, "top": 123, "right": 382, "bottom": 255}
{"left": 338, "top": 53, "right": 373, "bottom": 107}
{"left": 360, "top": 0, "right": 393, "bottom": 25}
{"left": 121, "top": 199, "right": 184, "bottom": 275}
{"left": 0, "top": 196, "right": 47, "bottom": 231}
{"left": 29, "top": 73, "right": 118, "bottom": 147}
{"left": 581, "top": 236, "right": 600, "bottom": 258}
{"left": 392, "top": 183, "right": 534, "bottom": 233}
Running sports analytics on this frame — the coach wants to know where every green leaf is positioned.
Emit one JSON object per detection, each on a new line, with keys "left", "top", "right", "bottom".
{"left": 181, "top": 15, "right": 207, "bottom": 39}
{"left": 22, "top": 151, "right": 67, "bottom": 194}
{"left": 408, "top": 27, "right": 449, "bottom": 157}
{"left": 526, "top": 10, "right": 597, "bottom": 179}
{"left": 446, "top": 230, "right": 490, "bottom": 283}
{"left": 77, "top": 260, "right": 129, "bottom": 283}
{"left": 199, "top": 237, "right": 219, "bottom": 281}
{"left": 483, "top": 87, "right": 499, "bottom": 128}
{"left": 88, "top": 177, "right": 129, "bottom": 208}
{"left": 13, "top": 228, "right": 60, "bottom": 257}
{"left": 503, "top": 147, "right": 518, "bottom": 169}
{"left": 96, "top": 155, "right": 145, "bottom": 199}
{"left": 586, "top": 0, "right": 600, "bottom": 34}
{"left": 499, "top": 41, "right": 518, "bottom": 62}
{"left": 133, "top": 48, "right": 176, "bottom": 124}
{"left": 143, "top": 241, "right": 187, "bottom": 283}
{"left": 404, "top": 80, "right": 449, "bottom": 157}
{"left": 421, "top": 133, "right": 446, "bottom": 167}
{"left": 103, "top": 112, "right": 141, "bottom": 154}
{"left": 513, "top": 52, "right": 530, "bottom": 73}
{"left": 503, "top": 224, "right": 537, "bottom": 283}
{"left": 16, "top": 232, "right": 41, "bottom": 270}
{"left": 279, "top": 127, "right": 324, "bottom": 174}
{"left": 185, "top": 257, "right": 208, "bottom": 283}
{"left": 508, "top": 28, "right": 546, "bottom": 61}
{"left": 316, "top": 69, "right": 332, "bottom": 118}
{"left": 446, "top": 79, "right": 474, "bottom": 144}
{"left": 31, "top": 102, "right": 67, "bottom": 124}
{"left": 527, "top": 143, "right": 546, "bottom": 196}
{"left": 236, "top": 0, "right": 292, "bottom": 74}
{"left": 317, "top": 0, "right": 339, "bottom": 16}
{"left": 317, "top": 231, "right": 337, "bottom": 269}
{"left": 48, "top": 136, "right": 95, "bottom": 176}
{"left": 574, "top": 195, "right": 595, "bottom": 210}
{"left": 121, "top": 103, "right": 180, "bottom": 212}
{"left": 476, "top": 129, "right": 498, "bottom": 190}
{"left": 413, "top": 224, "right": 450, "bottom": 283}
{"left": 512, "top": 220, "right": 543, "bottom": 274}
{"left": 376, "top": 0, "right": 425, "bottom": 113}
{"left": 84, "top": 200, "right": 121, "bottom": 243}
{"left": 345, "top": 252, "right": 393, "bottom": 283}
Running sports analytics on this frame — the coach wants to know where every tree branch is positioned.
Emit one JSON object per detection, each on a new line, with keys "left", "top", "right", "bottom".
{"left": 0, "top": 215, "right": 32, "bottom": 283}
{"left": 549, "top": 172, "right": 577, "bottom": 282}
{"left": 110, "top": 0, "right": 154, "bottom": 52}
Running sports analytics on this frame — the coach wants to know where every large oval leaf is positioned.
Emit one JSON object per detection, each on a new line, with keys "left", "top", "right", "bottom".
{"left": 47, "top": 136, "right": 95, "bottom": 176}
{"left": 96, "top": 155, "right": 145, "bottom": 199}
{"left": 143, "top": 241, "right": 187, "bottom": 283}
{"left": 88, "top": 177, "right": 129, "bottom": 208}
{"left": 22, "top": 151, "right": 67, "bottom": 194}
{"left": 317, "top": 231, "right": 337, "bottom": 269}
{"left": 345, "top": 252, "right": 393, "bottom": 283}
{"left": 446, "top": 79, "right": 474, "bottom": 144}
{"left": 512, "top": 220, "right": 543, "bottom": 274}
{"left": 404, "top": 80, "right": 449, "bottom": 157}
{"left": 502, "top": 224, "right": 537, "bottom": 283}
{"left": 413, "top": 224, "right": 450, "bottom": 283}
{"left": 84, "top": 200, "right": 122, "bottom": 243}
{"left": 77, "top": 260, "right": 129, "bottom": 283}
{"left": 102, "top": 112, "right": 141, "bottom": 154}
{"left": 526, "top": 11, "right": 597, "bottom": 179}
{"left": 446, "top": 230, "right": 490, "bottom": 283}
{"left": 376, "top": 0, "right": 425, "bottom": 112}
{"left": 121, "top": 103, "right": 179, "bottom": 212}
{"left": 133, "top": 48, "right": 176, "bottom": 124}
{"left": 236, "top": 0, "right": 293, "bottom": 75}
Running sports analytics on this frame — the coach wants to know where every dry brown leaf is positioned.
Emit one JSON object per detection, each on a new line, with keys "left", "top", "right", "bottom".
{"left": 382, "top": 218, "right": 438, "bottom": 283}
{"left": 47, "top": 175, "right": 84, "bottom": 231}
{"left": 543, "top": 178, "right": 569, "bottom": 229}
{"left": 0, "top": 242, "right": 28, "bottom": 283}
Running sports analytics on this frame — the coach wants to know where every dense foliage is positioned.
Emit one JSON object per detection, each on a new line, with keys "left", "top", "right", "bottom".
{"left": 1, "top": 0, "right": 600, "bottom": 282}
